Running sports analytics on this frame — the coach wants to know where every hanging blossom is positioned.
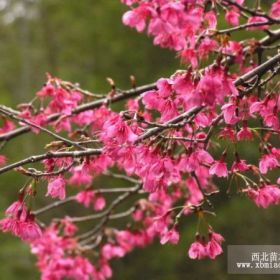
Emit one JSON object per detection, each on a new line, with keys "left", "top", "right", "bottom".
{"left": 0, "top": 197, "right": 42, "bottom": 242}
{"left": 188, "top": 230, "right": 224, "bottom": 260}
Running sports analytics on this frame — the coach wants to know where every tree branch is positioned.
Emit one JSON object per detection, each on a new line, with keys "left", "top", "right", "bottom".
{"left": 0, "top": 148, "right": 102, "bottom": 175}
{"left": 1, "top": 53, "right": 280, "bottom": 176}
{"left": 0, "top": 83, "right": 157, "bottom": 142}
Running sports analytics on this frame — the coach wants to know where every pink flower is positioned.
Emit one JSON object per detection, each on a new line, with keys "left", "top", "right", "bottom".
{"left": 246, "top": 185, "right": 280, "bottom": 208}
{"left": 219, "top": 126, "right": 236, "bottom": 141}
{"left": 160, "top": 227, "right": 180, "bottom": 245}
{"left": 132, "top": 209, "right": 144, "bottom": 221}
{"left": 36, "top": 84, "right": 56, "bottom": 97}
{"left": 264, "top": 113, "right": 279, "bottom": 130}
{"left": 225, "top": 10, "right": 240, "bottom": 26}
{"left": 231, "top": 159, "right": 249, "bottom": 172}
{"left": 180, "top": 48, "right": 198, "bottom": 68}
{"left": 205, "top": 11, "right": 217, "bottom": 29}
{"left": 69, "top": 164, "right": 93, "bottom": 186}
{"left": 101, "top": 244, "right": 126, "bottom": 260}
{"left": 0, "top": 119, "right": 15, "bottom": 134}
{"left": 0, "top": 210, "right": 42, "bottom": 242}
{"left": 28, "top": 112, "right": 48, "bottom": 134}
{"left": 160, "top": 2, "right": 185, "bottom": 26}
{"left": 0, "top": 217, "right": 21, "bottom": 236}
{"left": 270, "top": 0, "right": 280, "bottom": 18}
{"left": 222, "top": 41, "right": 243, "bottom": 59}
{"left": 93, "top": 195, "right": 106, "bottom": 211}
{"left": 126, "top": 98, "right": 139, "bottom": 111}
{"left": 122, "top": 4, "right": 153, "bottom": 32}
{"left": 259, "top": 154, "right": 279, "bottom": 174}
{"left": 206, "top": 232, "right": 224, "bottom": 259}
{"left": 197, "top": 72, "right": 222, "bottom": 106}
{"left": 5, "top": 199, "right": 26, "bottom": 216}
{"left": 152, "top": 214, "right": 169, "bottom": 233}
{"left": 61, "top": 218, "right": 77, "bottom": 236}
{"left": 19, "top": 218, "right": 42, "bottom": 242}
{"left": 247, "top": 16, "right": 268, "bottom": 30}
{"left": 189, "top": 231, "right": 224, "bottom": 260}
{"left": 102, "top": 114, "right": 138, "bottom": 144}
{"left": 141, "top": 156, "right": 180, "bottom": 192}
{"left": 46, "top": 176, "right": 66, "bottom": 200}
{"left": 75, "top": 190, "right": 105, "bottom": 211}
{"left": 188, "top": 240, "right": 207, "bottom": 260}
{"left": 89, "top": 154, "right": 113, "bottom": 175}
{"left": 142, "top": 90, "right": 161, "bottom": 110}
{"left": 75, "top": 190, "right": 95, "bottom": 208}
{"left": 186, "top": 177, "right": 203, "bottom": 205}
{"left": 0, "top": 155, "right": 6, "bottom": 166}
{"left": 222, "top": 102, "right": 239, "bottom": 125}
{"left": 209, "top": 160, "right": 228, "bottom": 177}
{"left": 237, "top": 125, "right": 254, "bottom": 141}
{"left": 198, "top": 38, "right": 218, "bottom": 58}
{"left": 156, "top": 78, "right": 173, "bottom": 98}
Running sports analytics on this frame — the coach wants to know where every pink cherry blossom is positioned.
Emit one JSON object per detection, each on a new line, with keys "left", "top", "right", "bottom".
{"left": 206, "top": 232, "right": 224, "bottom": 259}
{"left": 270, "top": 0, "right": 280, "bottom": 18}
{"left": 5, "top": 198, "right": 26, "bottom": 216}
{"left": 0, "top": 155, "right": 6, "bottom": 166}
{"left": 231, "top": 159, "right": 249, "bottom": 172}
{"left": 102, "top": 114, "right": 138, "bottom": 144}
{"left": 247, "top": 16, "right": 268, "bottom": 30}
{"left": 246, "top": 185, "right": 280, "bottom": 208}
{"left": 225, "top": 10, "right": 240, "bottom": 26}
{"left": 259, "top": 154, "right": 279, "bottom": 174}
{"left": 0, "top": 209, "right": 42, "bottom": 242}
{"left": 209, "top": 160, "right": 228, "bottom": 178}
{"left": 61, "top": 218, "right": 77, "bottom": 236}
{"left": 122, "top": 3, "right": 153, "bottom": 32}
{"left": 222, "top": 102, "right": 240, "bottom": 125}
{"left": 188, "top": 240, "right": 207, "bottom": 260}
{"left": 93, "top": 195, "right": 106, "bottom": 211}
{"left": 160, "top": 227, "right": 180, "bottom": 245}
{"left": 69, "top": 164, "right": 93, "bottom": 186}
{"left": 0, "top": 119, "right": 15, "bottom": 134}
{"left": 19, "top": 218, "right": 42, "bottom": 242}
{"left": 46, "top": 176, "right": 66, "bottom": 200}
{"left": 36, "top": 84, "right": 56, "bottom": 97}
{"left": 75, "top": 190, "right": 95, "bottom": 208}
{"left": 237, "top": 125, "right": 254, "bottom": 141}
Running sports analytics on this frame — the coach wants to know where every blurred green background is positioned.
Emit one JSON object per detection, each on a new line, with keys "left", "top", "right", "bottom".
{"left": 0, "top": 1, "right": 279, "bottom": 279}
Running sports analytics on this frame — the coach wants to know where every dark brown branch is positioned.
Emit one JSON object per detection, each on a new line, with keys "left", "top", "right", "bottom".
{"left": 17, "top": 162, "right": 74, "bottom": 178}
{"left": 0, "top": 83, "right": 157, "bottom": 142}
{"left": 136, "top": 106, "right": 205, "bottom": 142}
{"left": 0, "top": 148, "right": 102, "bottom": 175}
{"left": 234, "top": 53, "right": 280, "bottom": 86}
{"left": 69, "top": 185, "right": 140, "bottom": 223}
{"left": 221, "top": 0, "right": 280, "bottom": 24}
{"left": 34, "top": 186, "right": 140, "bottom": 216}
{"left": 33, "top": 196, "right": 75, "bottom": 216}
{"left": 217, "top": 21, "right": 275, "bottom": 35}
{"left": 0, "top": 106, "right": 85, "bottom": 150}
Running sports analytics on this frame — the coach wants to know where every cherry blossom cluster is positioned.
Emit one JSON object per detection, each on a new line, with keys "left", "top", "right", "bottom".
{"left": 122, "top": 0, "right": 280, "bottom": 67}
{"left": 0, "top": 0, "right": 280, "bottom": 279}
